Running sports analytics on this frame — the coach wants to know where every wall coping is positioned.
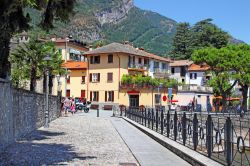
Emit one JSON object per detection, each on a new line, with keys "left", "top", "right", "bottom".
{"left": 123, "top": 117, "right": 222, "bottom": 166}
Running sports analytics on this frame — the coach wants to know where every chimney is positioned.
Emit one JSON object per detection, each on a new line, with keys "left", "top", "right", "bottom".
{"left": 139, "top": 47, "right": 144, "bottom": 51}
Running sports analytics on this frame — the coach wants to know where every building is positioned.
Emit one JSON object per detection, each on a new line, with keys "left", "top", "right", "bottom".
{"left": 84, "top": 42, "right": 173, "bottom": 108}
{"left": 54, "top": 38, "right": 89, "bottom": 98}
{"left": 170, "top": 60, "right": 193, "bottom": 83}
{"left": 185, "top": 63, "right": 211, "bottom": 86}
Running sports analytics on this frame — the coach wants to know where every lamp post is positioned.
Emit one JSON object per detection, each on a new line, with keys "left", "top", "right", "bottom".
{"left": 56, "top": 74, "right": 62, "bottom": 95}
{"left": 43, "top": 54, "right": 52, "bottom": 128}
{"left": 158, "top": 83, "right": 163, "bottom": 106}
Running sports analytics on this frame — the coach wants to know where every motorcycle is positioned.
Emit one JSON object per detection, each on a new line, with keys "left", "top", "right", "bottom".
{"left": 83, "top": 101, "right": 91, "bottom": 113}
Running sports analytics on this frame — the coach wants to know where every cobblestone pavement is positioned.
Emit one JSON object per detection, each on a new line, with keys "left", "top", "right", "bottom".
{"left": 0, "top": 111, "right": 138, "bottom": 166}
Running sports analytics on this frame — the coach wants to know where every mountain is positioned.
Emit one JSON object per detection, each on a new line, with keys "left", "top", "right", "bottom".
{"left": 28, "top": 0, "right": 177, "bottom": 56}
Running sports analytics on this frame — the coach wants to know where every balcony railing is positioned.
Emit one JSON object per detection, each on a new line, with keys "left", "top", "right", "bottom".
{"left": 178, "top": 85, "right": 213, "bottom": 93}
{"left": 128, "top": 63, "right": 149, "bottom": 70}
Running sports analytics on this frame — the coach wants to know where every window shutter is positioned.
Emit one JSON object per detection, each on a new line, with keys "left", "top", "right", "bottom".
{"left": 97, "top": 92, "right": 99, "bottom": 102}
{"left": 98, "top": 73, "right": 100, "bottom": 82}
{"left": 112, "top": 91, "right": 114, "bottom": 102}
{"left": 82, "top": 76, "right": 85, "bottom": 83}
{"left": 194, "top": 73, "right": 197, "bottom": 79}
{"left": 90, "top": 56, "right": 93, "bottom": 64}
{"left": 90, "top": 91, "right": 92, "bottom": 101}
{"left": 105, "top": 91, "right": 107, "bottom": 102}
{"left": 89, "top": 73, "right": 92, "bottom": 82}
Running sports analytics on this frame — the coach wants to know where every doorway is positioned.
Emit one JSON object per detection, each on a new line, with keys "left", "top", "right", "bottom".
{"left": 129, "top": 95, "right": 139, "bottom": 107}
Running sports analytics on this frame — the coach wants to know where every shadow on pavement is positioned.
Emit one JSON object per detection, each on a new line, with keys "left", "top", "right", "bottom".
{"left": 0, "top": 130, "right": 97, "bottom": 165}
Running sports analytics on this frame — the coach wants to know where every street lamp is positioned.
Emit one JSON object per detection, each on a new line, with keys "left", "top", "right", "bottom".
{"left": 43, "top": 54, "right": 52, "bottom": 128}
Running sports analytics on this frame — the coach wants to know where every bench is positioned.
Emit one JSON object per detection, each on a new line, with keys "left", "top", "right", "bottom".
{"left": 90, "top": 104, "right": 99, "bottom": 109}
{"left": 103, "top": 105, "right": 113, "bottom": 110}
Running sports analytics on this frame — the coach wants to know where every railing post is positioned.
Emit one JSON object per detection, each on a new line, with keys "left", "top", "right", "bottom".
{"left": 193, "top": 113, "right": 198, "bottom": 151}
{"left": 141, "top": 108, "right": 144, "bottom": 124}
{"left": 206, "top": 115, "right": 213, "bottom": 158}
{"left": 156, "top": 107, "right": 159, "bottom": 132}
{"left": 167, "top": 110, "right": 170, "bottom": 137}
{"left": 144, "top": 108, "right": 147, "bottom": 126}
{"left": 225, "top": 117, "right": 233, "bottom": 165}
{"left": 161, "top": 108, "right": 164, "bottom": 135}
{"left": 151, "top": 108, "right": 154, "bottom": 130}
{"left": 174, "top": 111, "right": 178, "bottom": 141}
{"left": 125, "top": 107, "right": 127, "bottom": 117}
{"left": 182, "top": 112, "right": 187, "bottom": 146}
{"left": 148, "top": 108, "right": 150, "bottom": 127}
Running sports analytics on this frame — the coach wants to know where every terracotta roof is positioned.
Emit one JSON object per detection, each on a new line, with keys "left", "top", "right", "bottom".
{"left": 84, "top": 42, "right": 171, "bottom": 62}
{"left": 146, "top": 52, "right": 172, "bottom": 62}
{"left": 84, "top": 43, "right": 150, "bottom": 57}
{"left": 188, "top": 63, "right": 210, "bottom": 71}
{"left": 62, "top": 61, "right": 87, "bottom": 69}
{"left": 170, "top": 60, "right": 193, "bottom": 67}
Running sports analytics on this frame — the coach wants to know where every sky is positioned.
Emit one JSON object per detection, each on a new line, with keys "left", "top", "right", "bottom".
{"left": 134, "top": 0, "right": 250, "bottom": 44}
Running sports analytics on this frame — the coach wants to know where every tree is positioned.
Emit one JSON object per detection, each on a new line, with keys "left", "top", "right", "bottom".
{"left": 171, "top": 22, "right": 193, "bottom": 59}
{"left": 0, "top": 0, "right": 76, "bottom": 79}
{"left": 10, "top": 40, "right": 65, "bottom": 92}
{"left": 192, "top": 47, "right": 237, "bottom": 112}
{"left": 192, "top": 18, "right": 230, "bottom": 49}
{"left": 228, "top": 44, "right": 250, "bottom": 111}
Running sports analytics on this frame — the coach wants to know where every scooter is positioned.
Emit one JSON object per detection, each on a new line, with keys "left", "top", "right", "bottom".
{"left": 83, "top": 101, "right": 91, "bottom": 113}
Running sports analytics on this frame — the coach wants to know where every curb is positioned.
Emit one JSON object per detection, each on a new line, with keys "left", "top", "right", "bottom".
{"left": 123, "top": 117, "right": 222, "bottom": 166}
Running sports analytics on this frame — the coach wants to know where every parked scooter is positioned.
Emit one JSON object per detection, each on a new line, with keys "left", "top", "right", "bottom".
{"left": 83, "top": 101, "right": 91, "bottom": 113}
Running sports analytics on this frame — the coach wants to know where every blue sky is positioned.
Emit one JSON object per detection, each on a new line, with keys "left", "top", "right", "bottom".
{"left": 134, "top": 0, "right": 250, "bottom": 44}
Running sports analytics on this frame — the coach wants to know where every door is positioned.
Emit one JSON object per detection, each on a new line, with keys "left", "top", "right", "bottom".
{"left": 81, "top": 90, "right": 85, "bottom": 98}
{"left": 129, "top": 95, "right": 139, "bottom": 107}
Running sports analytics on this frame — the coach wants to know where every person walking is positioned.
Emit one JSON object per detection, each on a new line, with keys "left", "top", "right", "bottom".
{"left": 63, "top": 97, "right": 71, "bottom": 117}
{"left": 71, "top": 98, "right": 76, "bottom": 115}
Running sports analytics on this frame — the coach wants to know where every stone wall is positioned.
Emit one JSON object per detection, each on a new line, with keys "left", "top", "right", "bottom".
{"left": 0, "top": 79, "right": 60, "bottom": 152}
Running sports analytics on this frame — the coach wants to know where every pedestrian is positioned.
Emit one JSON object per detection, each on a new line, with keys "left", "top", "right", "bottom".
{"left": 61, "top": 97, "right": 65, "bottom": 116}
{"left": 63, "top": 97, "right": 71, "bottom": 117}
{"left": 71, "top": 98, "right": 76, "bottom": 115}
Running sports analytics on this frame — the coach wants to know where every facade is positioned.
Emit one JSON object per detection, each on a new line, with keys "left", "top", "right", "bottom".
{"left": 185, "top": 63, "right": 211, "bottom": 86}
{"left": 169, "top": 60, "right": 193, "bottom": 83}
{"left": 54, "top": 39, "right": 89, "bottom": 98}
{"left": 84, "top": 42, "right": 172, "bottom": 107}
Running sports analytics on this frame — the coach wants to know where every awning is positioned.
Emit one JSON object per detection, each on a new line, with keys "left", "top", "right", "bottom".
{"left": 127, "top": 90, "right": 140, "bottom": 95}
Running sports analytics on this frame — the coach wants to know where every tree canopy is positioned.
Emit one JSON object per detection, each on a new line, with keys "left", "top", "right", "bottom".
{"left": 172, "top": 19, "right": 230, "bottom": 60}
{"left": 0, "top": 0, "right": 76, "bottom": 79}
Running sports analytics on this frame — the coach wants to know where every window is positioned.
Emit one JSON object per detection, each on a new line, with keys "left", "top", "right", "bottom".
{"left": 107, "top": 73, "right": 113, "bottom": 82}
{"left": 162, "top": 63, "right": 167, "bottom": 69}
{"left": 133, "top": 56, "right": 135, "bottom": 64}
{"left": 90, "top": 73, "right": 100, "bottom": 82}
{"left": 154, "top": 61, "right": 159, "bottom": 68}
{"left": 67, "top": 76, "right": 70, "bottom": 84}
{"left": 90, "top": 91, "right": 99, "bottom": 101}
{"left": 81, "top": 76, "right": 85, "bottom": 84}
{"left": 81, "top": 90, "right": 85, "bottom": 98}
{"left": 66, "top": 90, "right": 70, "bottom": 97}
{"left": 105, "top": 91, "right": 114, "bottom": 102}
{"left": 138, "top": 58, "right": 142, "bottom": 64}
{"left": 108, "top": 54, "right": 113, "bottom": 63}
{"left": 144, "top": 59, "right": 148, "bottom": 65}
{"left": 171, "top": 67, "right": 175, "bottom": 74}
{"left": 90, "top": 55, "right": 100, "bottom": 64}
{"left": 155, "top": 94, "right": 161, "bottom": 105}
{"left": 190, "top": 73, "right": 197, "bottom": 79}
{"left": 180, "top": 67, "right": 186, "bottom": 77}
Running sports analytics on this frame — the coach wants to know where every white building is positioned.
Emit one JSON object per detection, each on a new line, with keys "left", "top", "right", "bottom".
{"left": 170, "top": 60, "right": 193, "bottom": 83}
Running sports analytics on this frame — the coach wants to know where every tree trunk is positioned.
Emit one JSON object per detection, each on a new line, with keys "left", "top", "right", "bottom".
{"left": 241, "top": 85, "right": 248, "bottom": 112}
{"left": 30, "top": 66, "right": 37, "bottom": 92}
{"left": 221, "top": 93, "right": 227, "bottom": 113}
{"left": 0, "top": 38, "right": 11, "bottom": 79}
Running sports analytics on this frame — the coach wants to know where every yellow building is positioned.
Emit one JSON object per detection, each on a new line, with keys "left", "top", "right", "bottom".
{"left": 84, "top": 42, "right": 173, "bottom": 108}
{"left": 54, "top": 38, "right": 89, "bottom": 98}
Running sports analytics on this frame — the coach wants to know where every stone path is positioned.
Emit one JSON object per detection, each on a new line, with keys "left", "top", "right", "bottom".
{"left": 111, "top": 118, "right": 191, "bottom": 166}
{"left": 0, "top": 111, "right": 138, "bottom": 166}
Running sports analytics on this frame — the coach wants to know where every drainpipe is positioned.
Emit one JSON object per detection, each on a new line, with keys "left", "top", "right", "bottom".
{"left": 117, "top": 54, "right": 121, "bottom": 99}
{"left": 86, "top": 56, "right": 90, "bottom": 100}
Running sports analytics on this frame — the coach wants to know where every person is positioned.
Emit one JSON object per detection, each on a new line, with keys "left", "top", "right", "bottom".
{"left": 71, "top": 98, "right": 76, "bottom": 115}
{"left": 61, "top": 97, "right": 65, "bottom": 116}
{"left": 63, "top": 97, "right": 71, "bottom": 117}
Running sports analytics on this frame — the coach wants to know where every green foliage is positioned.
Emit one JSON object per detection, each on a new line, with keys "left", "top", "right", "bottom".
{"left": 172, "top": 19, "right": 230, "bottom": 60}
{"left": 10, "top": 40, "right": 65, "bottom": 89}
{"left": 171, "top": 22, "right": 193, "bottom": 59}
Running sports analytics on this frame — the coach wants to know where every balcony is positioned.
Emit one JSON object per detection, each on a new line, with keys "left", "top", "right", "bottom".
{"left": 128, "top": 63, "right": 148, "bottom": 70}
{"left": 178, "top": 85, "right": 213, "bottom": 93}
{"left": 154, "top": 68, "right": 170, "bottom": 78}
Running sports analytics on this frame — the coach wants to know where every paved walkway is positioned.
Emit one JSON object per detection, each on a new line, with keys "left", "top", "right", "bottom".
{"left": 111, "top": 118, "right": 190, "bottom": 166}
{"left": 0, "top": 109, "right": 190, "bottom": 166}
{"left": 0, "top": 111, "right": 138, "bottom": 166}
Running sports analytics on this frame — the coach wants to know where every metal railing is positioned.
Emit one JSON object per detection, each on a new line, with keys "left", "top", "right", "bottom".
{"left": 120, "top": 107, "right": 250, "bottom": 166}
